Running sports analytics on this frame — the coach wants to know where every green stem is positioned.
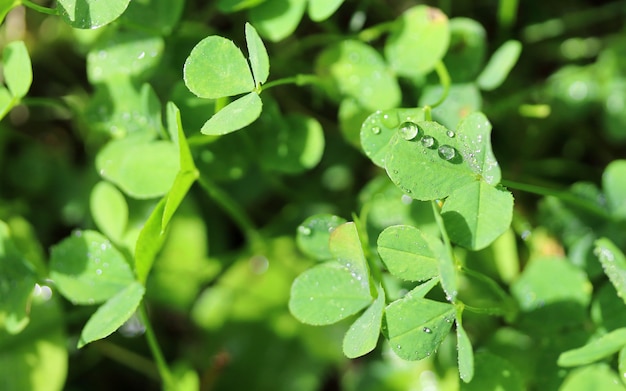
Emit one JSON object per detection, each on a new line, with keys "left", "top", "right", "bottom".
{"left": 357, "top": 21, "right": 396, "bottom": 41}
{"left": 502, "top": 179, "right": 613, "bottom": 220}
{"left": 431, "top": 200, "right": 459, "bottom": 301}
{"left": 93, "top": 341, "right": 160, "bottom": 381}
{"left": 138, "top": 305, "right": 175, "bottom": 390}
{"left": 431, "top": 200, "right": 455, "bottom": 262}
{"left": 197, "top": 175, "right": 262, "bottom": 248}
{"left": 429, "top": 61, "right": 451, "bottom": 109}
{"left": 21, "top": 0, "right": 58, "bottom": 15}
{"left": 498, "top": 0, "right": 519, "bottom": 30}
{"left": 261, "top": 74, "right": 323, "bottom": 92}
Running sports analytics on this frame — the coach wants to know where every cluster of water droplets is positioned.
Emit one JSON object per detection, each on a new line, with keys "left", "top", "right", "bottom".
{"left": 392, "top": 120, "right": 458, "bottom": 162}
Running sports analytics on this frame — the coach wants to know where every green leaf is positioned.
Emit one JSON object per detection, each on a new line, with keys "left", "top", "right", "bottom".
{"left": 384, "top": 294, "right": 455, "bottom": 360}
{"left": 245, "top": 23, "right": 270, "bottom": 86}
{"left": 385, "top": 6, "right": 450, "bottom": 77}
{"left": 594, "top": 238, "right": 626, "bottom": 306}
{"left": 410, "top": 278, "right": 441, "bottom": 298}
{"left": 456, "top": 112, "right": 500, "bottom": 185}
{"left": 296, "top": 214, "right": 347, "bottom": 261}
{"left": 57, "top": 0, "right": 131, "bottom": 29}
{"left": 183, "top": 36, "right": 255, "bottom": 99}
{"left": 360, "top": 108, "right": 425, "bottom": 168}
{"left": 249, "top": 0, "right": 307, "bottom": 42}
{"left": 96, "top": 138, "right": 179, "bottom": 199}
{"left": 78, "top": 282, "right": 145, "bottom": 348}
{"left": 437, "top": 232, "right": 458, "bottom": 302}
{"left": 457, "top": 317, "right": 475, "bottom": 382}
{"left": 317, "top": 40, "right": 401, "bottom": 111}
{"left": 0, "top": 86, "right": 13, "bottom": 120}
{"left": 308, "top": 0, "right": 344, "bottom": 21}
{"left": 120, "top": 0, "right": 185, "bottom": 35}
{"left": 89, "top": 181, "right": 128, "bottom": 243}
{"left": 0, "top": 0, "right": 20, "bottom": 27}
{"left": 0, "top": 296, "right": 67, "bottom": 391}
{"left": 3, "top": 41, "right": 32, "bottom": 99}
{"left": 559, "top": 363, "right": 624, "bottom": 391}
{"left": 218, "top": 0, "right": 266, "bottom": 12}
{"left": 602, "top": 160, "right": 626, "bottom": 219}
{"left": 476, "top": 40, "right": 522, "bottom": 91}
{"left": 444, "top": 17, "right": 487, "bottom": 83}
{"left": 343, "top": 284, "right": 385, "bottom": 358}
{"left": 558, "top": 328, "right": 626, "bottom": 367}
{"left": 201, "top": 92, "right": 262, "bottom": 135}
{"left": 461, "top": 351, "right": 524, "bottom": 391}
{"left": 442, "top": 183, "right": 514, "bottom": 250}
{"left": 289, "top": 262, "right": 372, "bottom": 325}
{"left": 135, "top": 198, "right": 167, "bottom": 285}
{"left": 419, "top": 83, "right": 482, "bottom": 130}
{"left": 377, "top": 225, "right": 441, "bottom": 281}
{"left": 330, "top": 222, "right": 370, "bottom": 286}
{"left": 49, "top": 230, "right": 135, "bottom": 305}
{"left": 619, "top": 346, "right": 626, "bottom": 386}
{"left": 87, "top": 31, "right": 164, "bottom": 83}
{"left": 162, "top": 102, "right": 198, "bottom": 231}
{"left": 0, "top": 221, "right": 36, "bottom": 334}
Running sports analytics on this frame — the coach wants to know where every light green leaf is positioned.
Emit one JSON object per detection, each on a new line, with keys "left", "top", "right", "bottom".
{"left": 90, "top": 181, "right": 128, "bottom": 243}
{"left": 49, "top": 230, "right": 135, "bottom": 305}
{"left": 385, "top": 6, "right": 450, "bottom": 77}
{"left": 162, "top": 102, "right": 198, "bottom": 231}
{"left": 456, "top": 112, "right": 500, "bottom": 184}
{"left": 96, "top": 138, "right": 179, "bottom": 199}
{"left": 3, "top": 41, "right": 32, "bottom": 99}
{"left": 0, "top": 296, "right": 67, "bottom": 391}
{"left": 245, "top": 22, "right": 270, "bottom": 86}
{"left": 249, "top": 0, "right": 307, "bottom": 42}
{"left": 0, "top": 1, "right": 20, "bottom": 27}
{"left": 461, "top": 352, "right": 524, "bottom": 391}
{"left": 87, "top": 31, "right": 164, "bottom": 83}
{"left": 410, "top": 278, "right": 440, "bottom": 298}
{"left": 457, "top": 317, "right": 474, "bottom": 382}
{"left": 57, "top": 0, "right": 131, "bottom": 29}
{"left": 558, "top": 328, "right": 626, "bottom": 367}
{"left": 602, "top": 160, "right": 626, "bottom": 218}
{"left": 308, "top": 0, "right": 344, "bottom": 21}
{"left": 360, "top": 108, "right": 426, "bottom": 168}
{"left": 442, "top": 183, "right": 514, "bottom": 250}
{"left": 78, "top": 282, "right": 145, "bottom": 348}
{"left": 0, "top": 86, "right": 13, "bottom": 120}
{"left": 377, "top": 225, "right": 441, "bottom": 281}
{"left": 135, "top": 198, "right": 167, "bottom": 285}
{"left": 594, "top": 238, "right": 626, "bottom": 306}
{"left": 218, "top": 0, "right": 266, "bottom": 12}
{"left": 619, "top": 346, "right": 626, "bottom": 386}
{"left": 343, "top": 284, "right": 385, "bottom": 358}
{"left": 559, "top": 363, "right": 624, "bottom": 391}
{"left": 183, "top": 36, "right": 255, "bottom": 99}
{"left": 384, "top": 295, "right": 455, "bottom": 360}
{"left": 330, "top": 222, "right": 370, "bottom": 287}
{"left": 296, "top": 214, "right": 347, "bottom": 261}
{"left": 120, "top": 0, "right": 185, "bottom": 35}
{"left": 477, "top": 40, "right": 522, "bottom": 91}
{"left": 317, "top": 40, "right": 401, "bottom": 111}
{"left": 419, "top": 83, "right": 482, "bottom": 130}
{"left": 444, "top": 18, "right": 487, "bottom": 83}
{"left": 437, "top": 230, "right": 458, "bottom": 302}
{"left": 289, "top": 262, "right": 372, "bottom": 325}
{"left": 201, "top": 92, "right": 262, "bottom": 135}
{"left": 0, "top": 221, "right": 36, "bottom": 334}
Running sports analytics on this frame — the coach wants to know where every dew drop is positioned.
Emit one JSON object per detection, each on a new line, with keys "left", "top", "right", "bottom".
{"left": 137, "top": 51, "right": 146, "bottom": 60}
{"left": 421, "top": 136, "right": 436, "bottom": 148}
{"left": 446, "top": 130, "right": 455, "bottom": 138}
{"left": 96, "top": 269, "right": 102, "bottom": 275}
{"left": 423, "top": 327, "right": 432, "bottom": 334}
{"left": 398, "top": 121, "right": 420, "bottom": 141}
{"left": 371, "top": 126, "right": 381, "bottom": 135}
{"left": 298, "top": 225, "right": 312, "bottom": 236}
{"left": 396, "top": 344, "right": 402, "bottom": 350}
{"left": 438, "top": 145, "right": 456, "bottom": 161}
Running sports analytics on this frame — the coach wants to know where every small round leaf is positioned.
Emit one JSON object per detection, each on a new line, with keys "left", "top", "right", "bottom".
{"left": 57, "top": 0, "right": 131, "bottom": 29}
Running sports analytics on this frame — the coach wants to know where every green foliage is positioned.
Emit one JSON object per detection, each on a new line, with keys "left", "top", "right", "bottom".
{"left": 2, "top": 1, "right": 626, "bottom": 390}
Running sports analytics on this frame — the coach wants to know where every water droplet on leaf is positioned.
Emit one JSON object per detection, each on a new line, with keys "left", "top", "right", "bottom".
{"left": 421, "top": 136, "right": 436, "bottom": 148}
{"left": 438, "top": 145, "right": 456, "bottom": 160}
{"left": 446, "top": 130, "right": 455, "bottom": 138}
{"left": 298, "top": 225, "right": 312, "bottom": 236}
{"left": 398, "top": 121, "right": 420, "bottom": 141}
{"left": 371, "top": 126, "right": 381, "bottom": 135}
{"left": 423, "top": 327, "right": 432, "bottom": 334}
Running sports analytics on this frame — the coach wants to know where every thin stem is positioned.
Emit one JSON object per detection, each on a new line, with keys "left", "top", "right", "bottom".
{"left": 21, "top": 0, "right": 58, "bottom": 15}
{"left": 93, "top": 341, "right": 160, "bottom": 381}
{"left": 357, "top": 21, "right": 396, "bottom": 42}
{"left": 138, "top": 305, "right": 175, "bottom": 390}
{"left": 502, "top": 179, "right": 613, "bottom": 220}
{"left": 431, "top": 200, "right": 459, "bottom": 302}
{"left": 261, "top": 74, "right": 323, "bottom": 92}
{"left": 197, "top": 175, "right": 262, "bottom": 248}
{"left": 429, "top": 61, "right": 451, "bottom": 109}
{"left": 431, "top": 200, "right": 455, "bottom": 261}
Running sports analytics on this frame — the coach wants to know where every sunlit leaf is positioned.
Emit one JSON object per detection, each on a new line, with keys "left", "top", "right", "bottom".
{"left": 135, "top": 198, "right": 167, "bottom": 285}
{"left": 477, "top": 40, "right": 522, "bottom": 91}
{"left": 296, "top": 214, "right": 347, "bottom": 261}
{"left": 201, "top": 92, "right": 262, "bottom": 135}
{"left": 249, "top": 0, "right": 306, "bottom": 42}
{"left": 90, "top": 181, "right": 128, "bottom": 243}
{"left": 3, "top": 41, "right": 32, "bottom": 99}
{"left": 457, "top": 317, "right": 475, "bottom": 382}
{"left": 377, "top": 225, "right": 441, "bottom": 281}
{"left": 330, "top": 222, "right": 370, "bottom": 286}
{"left": 343, "top": 284, "right": 385, "bottom": 358}
{"left": 558, "top": 328, "right": 626, "bottom": 367}
{"left": 594, "top": 238, "right": 626, "bottom": 306}
{"left": 245, "top": 22, "right": 270, "bottom": 86}
{"left": 57, "top": 0, "right": 131, "bottom": 29}
{"left": 308, "top": 0, "right": 344, "bottom": 21}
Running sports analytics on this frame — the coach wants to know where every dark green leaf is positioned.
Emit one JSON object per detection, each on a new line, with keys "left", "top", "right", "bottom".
{"left": 419, "top": 83, "right": 482, "bottom": 130}
{"left": 444, "top": 18, "right": 487, "bottom": 83}
{"left": 476, "top": 40, "right": 522, "bottom": 91}
{"left": 78, "top": 282, "right": 145, "bottom": 348}
{"left": 377, "top": 225, "right": 441, "bottom": 281}
{"left": 461, "top": 351, "right": 524, "bottom": 391}
{"left": 296, "top": 214, "right": 347, "bottom": 261}
{"left": 558, "top": 328, "right": 626, "bottom": 367}
{"left": 249, "top": 0, "right": 307, "bottom": 42}
{"left": 201, "top": 92, "right": 262, "bottom": 135}
{"left": 49, "top": 230, "right": 135, "bottom": 305}
{"left": 57, "top": 0, "right": 131, "bottom": 29}
{"left": 343, "top": 285, "right": 385, "bottom": 358}
{"left": 121, "top": 0, "right": 184, "bottom": 35}
{"left": 289, "top": 262, "right": 372, "bottom": 325}
{"left": 183, "top": 36, "right": 255, "bottom": 99}
{"left": 308, "top": 0, "right": 344, "bottom": 21}
{"left": 3, "top": 41, "right": 32, "bottom": 99}
{"left": 594, "top": 238, "right": 626, "bottom": 306}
